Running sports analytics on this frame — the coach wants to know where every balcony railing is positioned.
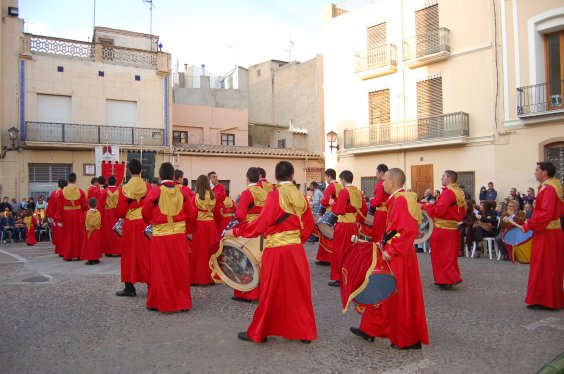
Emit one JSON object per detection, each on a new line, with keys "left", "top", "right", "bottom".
{"left": 402, "top": 28, "right": 450, "bottom": 62}
{"left": 517, "top": 80, "right": 564, "bottom": 116}
{"left": 27, "top": 34, "right": 158, "bottom": 69}
{"left": 343, "top": 112, "right": 469, "bottom": 149}
{"left": 25, "top": 122, "right": 164, "bottom": 146}
{"left": 355, "top": 44, "right": 397, "bottom": 73}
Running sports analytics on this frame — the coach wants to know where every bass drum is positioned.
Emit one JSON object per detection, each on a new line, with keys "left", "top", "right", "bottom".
{"left": 209, "top": 236, "right": 263, "bottom": 292}
{"left": 502, "top": 227, "right": 533, "bottom": 264}
{"left": 312, "top": 205, "right": 327, "bottom": 223}
{"left": 414, "top": 210, "right": 433, "bottom": 245}
{"left": 317, "top": 212, "right": 338, "bottom": 240}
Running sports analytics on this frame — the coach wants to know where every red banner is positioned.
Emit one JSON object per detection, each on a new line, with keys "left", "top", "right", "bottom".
{"left": 102, "top": 161, "right": 126, "bottom": 186}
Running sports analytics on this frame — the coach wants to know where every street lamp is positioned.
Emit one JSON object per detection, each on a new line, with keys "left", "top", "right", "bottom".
{"left": 326, "top": 131, "right": 339, "bottom": 153}
{"left": 1, "top": 127, "right": 20, "bottom": 158}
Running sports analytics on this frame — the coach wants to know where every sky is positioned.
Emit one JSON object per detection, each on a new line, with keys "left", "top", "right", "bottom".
{"left": 20, "top": 0, "right": 331, "bottom": 76}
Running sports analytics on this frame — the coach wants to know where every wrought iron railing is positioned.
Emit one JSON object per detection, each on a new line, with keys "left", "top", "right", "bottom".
{"left": 25, "top": 122, "right": 164, "bottom": 146}
{"left": 101, "top": 46, "right": 157, "bottom": 69}
{"left": 29, "top": 34, "right": 94, "bottom": 59}
{"left": 402, "top": 28, "right": 450, "bottom": 61}
{"left": 517, "top": 80, "right": 564, "bottom": 116}
{"left": 343, "top": 112, "right": 469, "bottom": 149}
{"left": 355, "top": 44, "right": 397, "bottom": 73}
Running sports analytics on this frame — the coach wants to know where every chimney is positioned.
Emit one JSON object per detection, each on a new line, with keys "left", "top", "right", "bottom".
{"left": 201, "top": 64, "right": 206, "bottom": 76}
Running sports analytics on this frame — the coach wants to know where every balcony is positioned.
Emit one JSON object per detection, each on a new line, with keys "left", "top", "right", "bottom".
{"left": 24, "top": 122, "right": 165, "bottom": 148}
{"left": 517, "top": 80, "right": 564, "bottom": 117}
{"left": 343, "top": 112, "right": 469, "bottom": 151}
{"left": 355, "top": 44, "right": 398, "bottom": 79}
{"left": 24, "top": 34, "right": 160, "bottom": 70}
{"left": 402, "top": 28, "right": 450, "bottom": 68}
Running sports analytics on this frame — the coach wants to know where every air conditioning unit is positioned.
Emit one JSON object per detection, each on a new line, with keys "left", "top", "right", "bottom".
{"left": 551, "top": 95, "right": 562, "bottom": 108}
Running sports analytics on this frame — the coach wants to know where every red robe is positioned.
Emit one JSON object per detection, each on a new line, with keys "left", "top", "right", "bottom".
{"left": 331, "top": 185, "right": 367, "bottom": 282}
{"left": 80, "top": 210, "right": 102, "bottom": 261}
{"left": 56, "top": 185, "right": 88, "bottom": 260}
{"left": 98, "top": 186, "right": 122, "bottom": 255}
{"left": 46, "top": 189, "right": 61, "bottom": 254}
{"left": 87, "top": 185, "right": 100, "bottom": 201}
{"left": 115, "top": 178, "right": 152, "bottom": 284}
{"left": 24, "top": 216, "right": 38, "bottom": 246}
{"left": 522, "top": 180, "right": 564, "bottom": 310}
{"left": 191, "top": 192, "right": 221, "bottom": 285}
{"left": 219, "top": 196, "right": 236, "bottom": 233}
{"left": 370, "top": 179, "right": 390, "bottom": 243}
{"left": 142, "top": 181, "right": 196, "bottom": 312}
{"left": 423, "top": 185, "right": 465, "bottom": 285}
{"left": 317, "top": 180, "right": 342, "bottom": 263}
{"left": 359, "top": 191, "right": 429, "bottom": 347}
{"left": 233, "top": 183, "right": 316, "bottom": 342}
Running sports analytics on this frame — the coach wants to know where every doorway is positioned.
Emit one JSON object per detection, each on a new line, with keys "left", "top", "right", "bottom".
{"left": 411, "top": 164, "right": 434, "bottom": 199}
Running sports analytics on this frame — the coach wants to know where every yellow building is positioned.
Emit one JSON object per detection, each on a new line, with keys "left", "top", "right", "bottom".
{"left": 322, "top": 0, "right": 564, "bottom": 201}
{"left": 0, "top": 1, "right": 171, "bottom": 199}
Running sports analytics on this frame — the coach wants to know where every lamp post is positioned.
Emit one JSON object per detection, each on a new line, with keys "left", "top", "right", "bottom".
{"left": 326, "top": 131, "right": 339, "bottom": 153}
{"left": 1, "top": 127, "right": 20, "bottom": 158}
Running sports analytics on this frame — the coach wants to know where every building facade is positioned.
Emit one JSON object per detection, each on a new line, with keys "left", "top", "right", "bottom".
{"left": 322, "top": 0, "right": 564, "bottom": 201}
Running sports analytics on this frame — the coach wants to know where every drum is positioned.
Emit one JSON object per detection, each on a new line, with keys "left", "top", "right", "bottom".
{"left": 317, "top": 212, "right": 338, "bottom": 240}
{"left": 312, "top": 205, "right": 326, "bottom": 223}
{"left": 113, "top": 218, "right": 124, "bottom": 238}
{"left": 364, "top": 206, "right": 375, "bottom": 227}
{"left": 502, "top": 227, "right": 533, "bottom": 264}
{"left": 144, "top": 224, "right": 153, "bottom": 240}
{"left": 340, "top": 241, "right": 396, "bottom": 312}
{"left": 358, "top": 222, "right": 372, "bottom": 242}
{"left": 414, "top": 210, "right": 433, "bottom": 245}
{"left": 209, "top": 236, "right": 263, "bottom": 292}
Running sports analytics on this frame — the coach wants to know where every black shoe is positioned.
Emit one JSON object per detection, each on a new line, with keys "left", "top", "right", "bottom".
{"left": 300, "top": 340, "right": 312, "bottom": 344}
{"left": 85, "top": 261, "right": 96, "bottom": 265}
{"left": 116, "top": 284, "right": 136, "bottom": 297}
{"left": 237, "top": 332, "right": 266, "bottom": 343}
{"left": 349, "top": 327, "right": 375, "bottom": 342}
{"left": 315, "top": 261, "right": 330, "bottom": 266}
{"left": 391, "top": 342, "right": 422, "bottom": 350}
{"left": 526, "top": 304, "right": 553, "bottom": 310}
{"left": 437, "top": 284, "right": 453, "bottom": 290}
{"left": 231, "top": 296, "right": 253, "bottom": 303}
{"left": 146, "top": 306, "right": 158, "bottom": 311}
{"left": 328, "top": 280, "right": 340, "bottom": 287}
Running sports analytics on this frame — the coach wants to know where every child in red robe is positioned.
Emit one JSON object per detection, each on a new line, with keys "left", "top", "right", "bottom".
{"left": 81, "top": 198, "right": 102, "bottom": 265}
{"left": 23, "top": 208, "right": 38, "bottom": 246}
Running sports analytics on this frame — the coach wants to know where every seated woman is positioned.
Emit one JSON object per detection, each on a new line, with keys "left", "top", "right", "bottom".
{"left": 495, "top": 200, "right": 526, "bottom": 261}
{"left": 472, "top": 201, "right": 498, "bottom": 258}
{"left": 460, "top": 200, "right": 477, "bottom": 256}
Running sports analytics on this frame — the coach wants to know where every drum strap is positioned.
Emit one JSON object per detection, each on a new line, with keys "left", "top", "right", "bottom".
{"left": 276, "top": 213, "right": 290, "bottom": 225}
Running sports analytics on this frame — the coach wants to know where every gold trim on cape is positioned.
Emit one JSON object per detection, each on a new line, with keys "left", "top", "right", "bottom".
{"left": 85, "top": 210, "right": 101, "bottom": 238}
{"left": 278, "top": 183, "right": 307, "bottom": 229}
{"left": 249, "top": 185, "right": 267, "bottom": 208}
{"left": 543, "top": 178, "right": 564, "bottom": 203}
{"left": 447, "top": 183, "right": 466, "bottom": 208}
{"left": 395, "top": 191, "right": 422, "bottom": 223}
{"left": 122, "top": 176, "right": 147, "bottom": 202}
{"left": 63, "top": 185, "right": 80, "bottom": 202}
{"left": 105, "top": 190, "right": 119, "bottom": 209}
{"left": 158, "top": 185, "right": 183, "bottom": 224}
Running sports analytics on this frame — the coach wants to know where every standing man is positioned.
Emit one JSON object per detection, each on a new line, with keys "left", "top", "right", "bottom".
{"left": 46, "top": 179, "right": 67, "bottom": 256}
{"left": 370, "top": 163, "right": 390, "bottom": 243}
{"left": 87, "top": 177, "right": 100, "bottom": 200}
{"left": 208, "top": 171, "right": 226, "bottom": 227}
{"left": 349, "top": 168, "right": 429, "bottom": 349}
{"left": 309, "top": 182, "right": 323, "bottom": 210}
{"left": 329, "top": 170, "right": 367, "bottom": 287}
{"left": 423, "top": 170, "right": 465, "bottom": 289}
{"left": 115, "top": 159, "right": 151, "bottom": 297}
{"left": 174, "top": 169, "right": 195, "bottom": 198}
{"left": 485, "top": 182, "right": 497, "bottom": 202}
{"left": 226, "top": 161, "right": 316, "bottom": 344}
{"left": 257, "top": 167, "right": 274, "bottom": 193}
{"left": 142, "top": 162, "right": 196, "bottom": 313}
{"left": 316, "top": 168, "right": 342, "bottom": 266}
{"left": 97, "top": 175, "right": 122, "bottom": 257}
{"left": 521, "top": 162, "right": 564, "bottom": 310}
{"left": 231, "top": 166, "right": 267, "bottom": 302}
{"left": 56, "top": 172, "right": 88, "bottom": 261}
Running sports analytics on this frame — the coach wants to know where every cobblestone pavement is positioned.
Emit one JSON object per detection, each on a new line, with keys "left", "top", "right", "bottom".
{"left": 0, "top": 240, "right": 562, "bottom": 374}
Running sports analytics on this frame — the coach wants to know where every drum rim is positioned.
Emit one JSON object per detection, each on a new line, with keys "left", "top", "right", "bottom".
{"left": 414, "top": 210, "right": 434, "bottom": 245}
{"left": 317, "top": 212, "right": 337, "bottom": 240}
{"left": 210, "top": 237, "right": 261, "bottom": 292}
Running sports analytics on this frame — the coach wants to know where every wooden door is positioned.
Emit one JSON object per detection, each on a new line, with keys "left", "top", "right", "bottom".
{"left": 411, "top": 164, "right": 434, "bottom": 200}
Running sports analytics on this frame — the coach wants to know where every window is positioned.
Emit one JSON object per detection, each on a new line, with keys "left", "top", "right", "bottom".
{"left": 257, "top": 69, "right": 261, "bottom": 77}
{"left": 455, "top": 171, "right": 475, "bottom": 201}
{"left": 28, "top": 163, "right": 72, "bottom": 200}
{"left": 106, "top": 100, "right": 137, "bottom": 127}
{"left": 417, "top": 76, "right": 443, "bottom": 138}
{"left": 37, "top": 94, "right": 71, "bottom": 123}
{"left": 361, "top": 177, "right": 378, "bottom": 199}
{"left": 173, "top": 131, "right": 188, "bottom": 144}
{"left": 221, "top": 133, "right": 235, "bottom": 146}
{"left": 545, "top": 31, "right": 564, "bottom": 110}
{"left": 368, "top": 89, "right": 390, "bottom": 143}
{"left": 126, "top": 151, "right": 156, "bottom": 181}
{"left": 278, "top": 139, "right": 286, "bottom": 148}
{"left": 367, "top": 23, "right": 386, "bottom": 49}
{"left": 545, "top": 142, "right": 564, "bottom": 185}
{"left": 415, "top": 4, "right": 439, "bottom": 35}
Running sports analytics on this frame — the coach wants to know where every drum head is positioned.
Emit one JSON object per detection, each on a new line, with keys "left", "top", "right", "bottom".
{"left": 502, "top": 227, "right": 533, "bottom": 246}
{"left": 414, "top": 210, "right": 433, "bottom": 244}
{"left": 317, "top": 212, "right": 337, "bottom": 240}
{"left": 354, "top": 272, "right": 396, "bottom": 305}
{"left": 212, "top": 238, "right": 261, "bottom": 292}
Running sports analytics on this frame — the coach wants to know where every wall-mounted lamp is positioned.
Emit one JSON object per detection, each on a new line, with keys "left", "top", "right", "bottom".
{"left": 1, "top": 127, "right": 20, "bottom": 158}
{"left": 326, "top": 131, "right": 339, "bottom": 153}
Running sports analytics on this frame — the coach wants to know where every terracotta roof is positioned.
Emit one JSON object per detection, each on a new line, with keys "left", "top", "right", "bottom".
{"left": 173, "top": 143, "right": 320, "bottom": 158}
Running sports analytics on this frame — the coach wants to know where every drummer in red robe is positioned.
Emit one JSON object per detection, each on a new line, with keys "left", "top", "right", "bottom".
{"left": 174, "top": 169, "right": 195, "bottom": 198}
{"left": 219, "top": 195, "right": 236, "bottom": 233}
{"left": 370, "top": 163, "right": 390, "bottom": 243}
{"left": 208, "top": 171, "right": 226, "bottom": 215}
{"left": 56, "top": 172, "right": 88, "bottom": 261}
{"left": 142, "top": 162, "right": 197, "bottom": 313}
{"left": 81, "top": 197, "right": 103, "bottom": 265}
{"left": 317, "top": 168, "right": 343, "bottom": 266}
{"left": 422, "top": 170, "right": 465, "bottom": 289}
{"left": 350, "top": 168, "right": 429, "bottom": 349}
{"left": 97, "top": 175, "right": 122, "bottom": 257}
{"left": 230, "top": 167, "right": 267, "bottom": 302}
{"left": 329, "top": 170, "right": 367, "bottom": 287}
{"left": 23, "top": 208, "right": 38, "bottom": 246}
{"left": 257, "top": 167, "right": 274, "bottom": 193}
{"left": 114, "top": 159, "right": 152, "bottom": 297}
{"left": 226, "top": 161, "right": 317, "bottom": 344}
{"left": 87, "top": 177, "right": 101, "bottom": 200}
{"left": 191, "top": 174, "right": 222, "bottom": 285}
{"left": 46, "top": 179, "right": 67, "bottom": 256}
{"left": 521, "top": 161, "right": 564, "bottom": 310}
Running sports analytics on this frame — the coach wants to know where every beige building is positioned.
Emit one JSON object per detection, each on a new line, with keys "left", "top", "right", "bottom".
{"left": 322, "top": 0, "right": 564, "bottom": 201}
{"left": 0, "top": 1, "right": 172, "bottom": 199}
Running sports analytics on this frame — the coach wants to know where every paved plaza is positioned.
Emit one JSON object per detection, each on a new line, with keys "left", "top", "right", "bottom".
{"left": 0, "top": 240, "right": 562, "bottom": 373}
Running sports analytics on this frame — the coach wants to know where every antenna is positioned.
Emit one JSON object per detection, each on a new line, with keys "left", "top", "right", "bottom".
{"left": 228, "top": 41, "right": 240, "bottom": 67}
{"left": 289, "top": 31, "right": 295, "bottom": 61}
{"left": 143, "top": 0, "right": 154, "bottom": 51}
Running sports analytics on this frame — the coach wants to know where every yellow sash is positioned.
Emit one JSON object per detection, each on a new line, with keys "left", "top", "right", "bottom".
{"left": 152, "top": 221, "right": 186, "bottom": 236}
{"left": 433, "top": 218, "right": 458, "bottom": 229}
{"left": 265, "top": 230, "right": 301, "bottom": 248}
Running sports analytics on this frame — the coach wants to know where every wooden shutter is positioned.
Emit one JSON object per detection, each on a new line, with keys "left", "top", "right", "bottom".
{"left": 417, "top": 77, "right": 443, "bottom": 118}
{"left": 368, "top": 89, "right": 390, "bottom": 125}
{"left": 367, "top": 23, "right": 386, "bottom": 49}
{"left": 415, "top": 4, "right": 438, "bottom": 35}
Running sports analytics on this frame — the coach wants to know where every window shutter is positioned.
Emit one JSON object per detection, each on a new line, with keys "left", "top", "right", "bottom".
{"left": 415, "top": 4, "right": 439, "bottom": 35}
{"left": 417, "top": 77, "right": 443, "bottom": 118}
{"left": 367, "top": 23, "right": 387, "bottom": 49}
{"left": 368, "top": 89, "right": 390, "bottom": 125}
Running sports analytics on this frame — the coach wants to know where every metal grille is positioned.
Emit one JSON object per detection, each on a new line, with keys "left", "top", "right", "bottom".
{"left": 456, "top": 171, "right": 475, "bottom": 202}
{"left": 367, "top": 23, "right": 386, "bottom": 49}
{"left": 101, "top": 46, "right": 157, "bottom": 69}
{"left": 361, "top": 177, "right": 378, "bottom": 198}
{"left": 28, "top": 163, "right": 72, "bottom": 200}
{"left": 546, "top": 145, "right": 564, "bottom": 185}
